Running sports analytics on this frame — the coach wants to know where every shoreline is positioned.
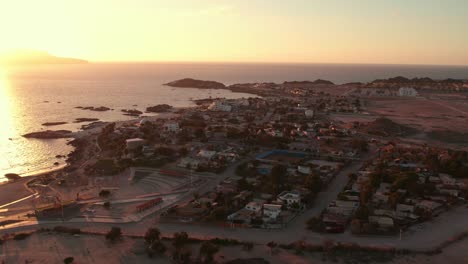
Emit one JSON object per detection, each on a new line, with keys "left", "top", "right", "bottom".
{"left": 3, "top": 110, "right": 185, "bottom": 184}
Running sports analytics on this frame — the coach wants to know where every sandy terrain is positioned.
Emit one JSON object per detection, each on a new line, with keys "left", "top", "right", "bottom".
{"left": 364, "top": 97, "right": 468, "bottom": 132}
{"left": 391, "top": 238, "right": 468, "bottom": 264}
{"left": 0, "top": 232, "right": 171, "bottom": 264}
{"left": 0, "top": 178, "right": 34, "bottom": 207}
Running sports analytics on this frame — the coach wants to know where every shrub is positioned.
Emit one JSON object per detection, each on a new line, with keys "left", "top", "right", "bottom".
{"left": 13, "top": 233, "right": 30, "bottom": 240}
{"left": 54, "top": 226, "right": 81, "bottom": 235}
{"left": 63, "top": 257, "right": 74, "bottom": 264}
{"left": 99, "top": 190, "right": 111, "bottom": 197}
{"left": 106, "top": 227, "right": 122, "bottom": 242}
{"left": 242, "top": 242, "right": 254, "bottom": 251}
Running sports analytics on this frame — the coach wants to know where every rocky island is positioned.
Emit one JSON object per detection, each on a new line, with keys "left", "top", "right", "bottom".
{"left": 76, "top": 106, "right": 111, "bottom": 112}
{"left": 164, "top": 78, "right": 226, "bottom": 89}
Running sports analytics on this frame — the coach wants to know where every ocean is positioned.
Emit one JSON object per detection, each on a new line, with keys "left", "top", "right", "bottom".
{"left": 1, "top": 62, "right": 467, "bottom": 180}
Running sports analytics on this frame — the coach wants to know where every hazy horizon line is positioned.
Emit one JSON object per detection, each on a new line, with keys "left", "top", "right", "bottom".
{"left": 85, "top": 60, "right": 468, "bottom": 67}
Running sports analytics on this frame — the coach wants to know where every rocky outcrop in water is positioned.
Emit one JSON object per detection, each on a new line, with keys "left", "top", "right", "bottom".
{"left": 74, "top": 118, "right": 100, "bottom": 123}
{"left": 146, "top": 104, "right": 173, "bottom": 113}
{"left": 165, "top": 78, "right": 226, "bottom": 89}
{"left": 121, "top": 109, "right": 143, "bottom": 116}
{"left": 22, "top": 130, "right": 72, "bottom": 139}
{"left": 42, "top": 122, "right": 68, "bottom": 126}
{"left": 76, "top": 106, "right": 111, "bottom": 112}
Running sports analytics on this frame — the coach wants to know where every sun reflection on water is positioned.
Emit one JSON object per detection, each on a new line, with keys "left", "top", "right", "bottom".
{"left": 0, "top": 68, "right": 15, "bottom": 135}
{"left": 0, "top": 67, "right": 17, "bottom": 178}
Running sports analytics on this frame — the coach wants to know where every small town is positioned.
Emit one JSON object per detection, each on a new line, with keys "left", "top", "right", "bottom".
{"left": 1, "top": 76, "right": 467, "bottom": 263}
{"left": 1, "top": 2, "right": 468, "bottom": 262}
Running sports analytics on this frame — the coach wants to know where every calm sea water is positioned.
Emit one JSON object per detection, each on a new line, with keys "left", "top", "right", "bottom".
{"left": 1, "top": 63, "right": 467, "bottom": 180}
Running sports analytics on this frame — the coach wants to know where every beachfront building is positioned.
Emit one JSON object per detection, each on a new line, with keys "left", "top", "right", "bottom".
{"left": 398, "top": 87, "right": 418, "bottom": 97}
{"left": 208, "top": 101, "right": 232, "bottom": 112}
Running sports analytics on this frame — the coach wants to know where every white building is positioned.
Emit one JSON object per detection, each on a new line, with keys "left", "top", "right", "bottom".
{"left": 126, "top": 138, "right": 145, "bottom": 151}
{"left": 197, "top": 150, "right": 217, "bottom": 160}
{"left": 277, "top": 191, "right": 301, "bottom": 207}
{"left": 439, "top": 173, "right": 457, "bottom": 186}
{"left": 305, "top": 109, "right": 315, "bottom": 118}
{"left": 297, "top": 165, "right": 311, "bottom": 175}
{"left": 177, "top": 157, "right": 201, "bottom": 169}
{"left": 208, "top": 101, "right": 232, "bottom": 112}
{"left": 245, "top": 201, "right": 263, "bottom": 213}
{"left": 164, "top": 122, "right": 180, "bottom": 133}
{"left": 262, "top": 204, "right": 282, "bottom": 221}
{"left": 398, "top": 87, "right": 418, "bottom": 97}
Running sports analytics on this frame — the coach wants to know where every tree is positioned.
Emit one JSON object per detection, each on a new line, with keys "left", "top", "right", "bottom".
{"left": 350, "top": 219, "right": 361, "bottom": 234}
{"left": 144, "top": 228, "right": 161, "bottom": 245}
{"left": 354, "top": 206, "right": 369, "bottom": 221}
{"left": 269, "top": 164, "right": 287, "bottom": 195}
{"left": 147, "top": 240, "right": 166, "bottom": 258}
{"left": 172, "top": 231, "right": 189, "bottom": 259}
{"left": 199, "top": 241, "right": 219, "bottom": 263}
{"left": 304, "top": 174, "right": 322, "bottom": 195}
{"left": 266, "top": 241, "right": 277, "bottom": 255}
{"left": 99, "top": 189, "right": 111, "bottom": 197}
{"left": 105, "top": 227, "right": 122, "bottom": 242}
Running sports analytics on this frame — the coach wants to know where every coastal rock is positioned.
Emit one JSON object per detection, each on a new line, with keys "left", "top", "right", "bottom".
{"left": 80, "top": 106, "right": 111, "bottom": 112}
{"left": 146, "top": 104, "right": 173, "bottom": 113}
{"left": 74, "top": 118, "right": 100, "bottom": 123}
{"left": 42, "top": 122, "right": 68, "bottom": 126}
{"left": 121, "top": 109, "right": 143, "bottom": 116}
{"left": 81, "top": 121, "right": 106, "bottom": 130}
{"left": 165, "top": 78, "right": 226, "bottom": 89}
{"left": 22, "top": 130, "right": 72, "bottom": 139}
{"left": 4, "top": 173, "right": 21, "bottom": 181}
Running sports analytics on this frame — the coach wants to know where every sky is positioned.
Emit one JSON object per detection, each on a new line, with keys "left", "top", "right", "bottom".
{"left": 0, "top": 0, "right": 467, "bottom": 65}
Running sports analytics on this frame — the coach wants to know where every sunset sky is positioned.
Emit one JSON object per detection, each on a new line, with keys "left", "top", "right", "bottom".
{"left": 0, "top": 0, "right": 467, "bottom": 65}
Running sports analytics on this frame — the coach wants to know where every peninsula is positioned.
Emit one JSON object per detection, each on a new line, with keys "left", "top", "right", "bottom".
{"left": 0, "top": 50, "right": 88, "bottom": 65}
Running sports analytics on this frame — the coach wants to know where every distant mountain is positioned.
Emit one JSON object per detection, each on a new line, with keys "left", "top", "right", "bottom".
{"left": 0, "top": 50, "right": 87, "bottom": 65}
{"left": 283, "top": 79, "right": 335, "bottom": 87}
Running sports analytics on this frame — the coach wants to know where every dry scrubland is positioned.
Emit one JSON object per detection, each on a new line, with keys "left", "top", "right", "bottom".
{"left": 365, "top": 97, "right": 468, "bottom": 132}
